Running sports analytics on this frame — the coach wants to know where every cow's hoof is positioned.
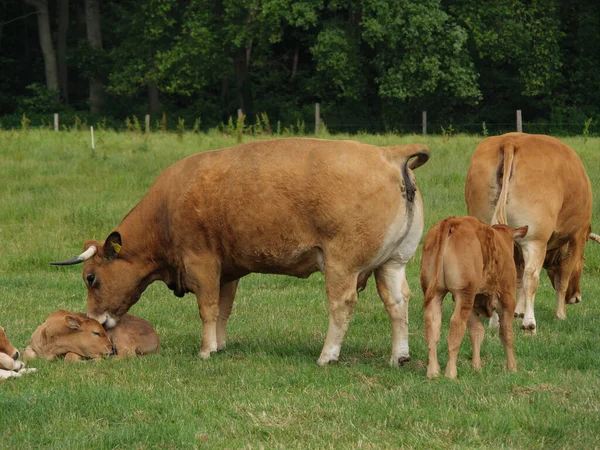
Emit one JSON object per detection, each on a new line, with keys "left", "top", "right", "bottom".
{"left": 567, "top": 295, "right": 581, "bottom": 305}
{"left": 521, "top": 323, "right": 536, "bottom": 335}
{"left": 316, "top": 357, "right": 337, "bottom": 366}
{"left": 397, "top": 356, "right": 411, "bottom": 366}
{"left": 514, "top": 312, "right": 525, "bottom": 319}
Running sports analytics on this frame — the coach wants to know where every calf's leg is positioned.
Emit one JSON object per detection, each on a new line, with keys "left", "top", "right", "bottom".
{"left": 497, "top": 294, "right": 517, "bottom": 372}
{"left": 424, "top": 292, "right": 444, "bottom": 379}
{"left": 375, "top": 261, "right": 412, "bottom": 367}
{"left": 467, "top": 310, "right": 485, "bottom": 370}
{"left": 445, "top": 292, "right": 474, "bottom": 379}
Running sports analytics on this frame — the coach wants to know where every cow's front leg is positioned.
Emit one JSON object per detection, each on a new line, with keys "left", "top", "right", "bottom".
{"left": 186, "top": 256, "right": 221, "bottom": 359}
{"left": 375, "top": 262, "right": 411, "bottom": 367}
{"left": 217, "top": 279, "right": 240, "bottom": 351}
{"left": 317, "top": 267, "right": 359, "bottom": 366}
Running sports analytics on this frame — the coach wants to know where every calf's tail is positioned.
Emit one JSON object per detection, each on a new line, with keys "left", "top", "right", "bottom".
{"left": 423, "top": 218, "right": 452, "bottom": 308}
{"left": 491, "top": 142, "right": 515, "bottom": 225}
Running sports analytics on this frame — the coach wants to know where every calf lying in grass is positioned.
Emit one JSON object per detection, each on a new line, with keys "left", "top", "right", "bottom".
{"left": 0, "top": 326, "right": 36, "bottom": 379}
{"left": 23, "top": 311, "right": 159, "bottom": 361}
{"left": 420, "top": 216, "right": 528, "bottom": 379}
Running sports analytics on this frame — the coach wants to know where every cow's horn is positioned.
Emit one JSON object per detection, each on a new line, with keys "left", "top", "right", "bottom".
{"left": 50, "top": 245, "right": 97, "bottom": 266}
{"left": 590, "top": 233, "right": 600, "bottom": 244}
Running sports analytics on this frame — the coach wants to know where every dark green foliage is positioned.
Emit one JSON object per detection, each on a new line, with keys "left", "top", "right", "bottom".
{"left": 0, "top": 0, "right": 598, "bottom": 134}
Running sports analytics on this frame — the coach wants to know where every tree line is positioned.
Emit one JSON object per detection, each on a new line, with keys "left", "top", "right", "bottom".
{"left": 1, "top": 0, "right": 598, "bottom": 134}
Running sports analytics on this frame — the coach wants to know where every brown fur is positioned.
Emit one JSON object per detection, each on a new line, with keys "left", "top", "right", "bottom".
{"left": 22, "top": 311, "right": 159, "bottom": 361}
{"left": 54, "top": 138, "right": 430, "bottom": 365}
{"left": 420, "top": 216, "right": 527, "bottom": 379}
{"left": 465, "top": 133, "right": 596, "bottom": 332}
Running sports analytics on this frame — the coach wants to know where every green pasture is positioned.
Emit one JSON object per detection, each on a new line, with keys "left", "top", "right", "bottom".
{"left": 1, "top": 130, "right": 599, "bottom": 449}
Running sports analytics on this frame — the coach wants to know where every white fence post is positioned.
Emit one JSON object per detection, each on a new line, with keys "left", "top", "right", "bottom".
{"left": 54, "top": 113, "right": 59, "bottom": 132}
{"left": 516, "top": 110, "right": 522, "bottom": 132}
{"left": 90, "top": 126, "right": 95, "bottom": 150}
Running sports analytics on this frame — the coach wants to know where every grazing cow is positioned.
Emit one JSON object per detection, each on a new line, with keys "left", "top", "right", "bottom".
{"left": 23, "top": 310, "right": 114, "bottom": 361}
{"left": 51, "top": 138, "right": 430, "bottom": 366}
{"left": 465, "top": 133, "right": 598, "bottom": 333}
{"left": 421, "top": 216, "right": 528, "bottom": 379}
{"left": 23, "top": 311, "right": 159, "bottom": 361}
{"left": 0, "top": 326, "right": 36, "bottom": 379}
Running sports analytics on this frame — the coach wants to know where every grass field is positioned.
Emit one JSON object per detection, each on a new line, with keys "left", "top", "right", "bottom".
{"left": 1, "top": 130, "right": 599, "bottom": 449}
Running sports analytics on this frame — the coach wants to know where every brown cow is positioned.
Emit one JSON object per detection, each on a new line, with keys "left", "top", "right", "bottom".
{"left": 23, "top": 310, "right": 114, "bottom": 361}
{"left": 51, "top": 138, "right": 430, "bottom": 366}
{"left": 420, "top": 216, "right": 528, "bottom": 379}
{"left": 465, "top": 133, "right": 598, "bottom": 333}
{"left": 23, "top": 311, "right": 159, "bottom": 361}
{"left": 0, "top": 326, "right": 36, "bottom": 379}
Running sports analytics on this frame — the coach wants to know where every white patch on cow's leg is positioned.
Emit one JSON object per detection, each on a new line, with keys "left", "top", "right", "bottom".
{"left": 217, "top": 280, "right": 239, "bottom": 351}
{"left": 520, "top": 243, "right": 546, "bottom": 334}
{"left": 467, "top": 310, "right": 484, "bottom": 371}
{"left": 488, "top": 311, "right": 500, "bottom": 329}
{"left": 424, "top": 293, "right": 443, "bottom": 379}
{"left": 317, "top": 270, "right": 358, "bottom": 366}
{"left": 375, "top": 262, "right": 411, "bottom": 367}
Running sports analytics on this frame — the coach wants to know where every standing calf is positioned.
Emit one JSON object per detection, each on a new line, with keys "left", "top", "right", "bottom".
{"left": 420, "top": 216, "right": 527, "bottom": 379}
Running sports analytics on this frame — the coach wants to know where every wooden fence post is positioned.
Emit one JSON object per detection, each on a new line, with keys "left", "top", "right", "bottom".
{"left": 237, "top": 109, "right": 243, "bottom": 119}
{"left": 90, "top": 126, "right": 95, "bottom": 150}
{"left": 516, "top": 110, "right": 522, "bottom": 132}
{"left": 54, "top": 113, "right": 59, "bottom": 132}
{"left": 422, "top": 111, "right": 427, "bottom": 136}
{"left": 315, "top": 103, "right": 320, "bottom": 134}
{"left": 145, "top": 114, "right": 150, "bottom": 134}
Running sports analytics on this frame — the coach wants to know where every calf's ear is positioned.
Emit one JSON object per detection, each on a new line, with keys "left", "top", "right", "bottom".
{"left": 65, "top": 315, "right": 82, "bottom": 330}
{"left": 512, "top": 225, "right": 528, "bottom": 239}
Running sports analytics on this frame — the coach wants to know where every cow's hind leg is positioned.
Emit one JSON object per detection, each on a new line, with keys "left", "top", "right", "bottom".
{"left": 521, "top": 242, "right": 547, "bottom": 334}
{"left": 467, "top": 310, "right": 485, "bottom": 371}
{"left": 217, "top": 279, "right": 240, "bottom": 351}
{"left": 375, "top": 261, "right": 412, "bottom": 367}
{"left": 445, "top": 291, "right": 474, "bottom": 379}
{"left": 317, "top": 266, "right": 359, "bottom": 366}
{"left": 424, "top": 291, "right": 445, "bottom": 379}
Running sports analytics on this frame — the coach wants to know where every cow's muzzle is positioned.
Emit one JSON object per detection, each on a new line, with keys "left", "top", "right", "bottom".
{"left": 50, "top": 246, "right": 97, "bottom": 266}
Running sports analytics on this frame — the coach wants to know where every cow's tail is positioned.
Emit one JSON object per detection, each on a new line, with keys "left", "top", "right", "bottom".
{"left": 423, "top": 218, "right": 452, "bottom": 309}
{"left": 387, "top": 145, "right": 430, "bottom": 202}
{"left": 491, "top": 142, "right": 516, "bottom": 225}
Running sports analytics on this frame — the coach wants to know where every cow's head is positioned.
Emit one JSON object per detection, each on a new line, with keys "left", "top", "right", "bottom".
{"left": 0, "top": 326, "right": 19, "bottom": 360}
{"left": 51, "top": 232, "right": 153, "bottom": 328}
{"left": 43, "top": 312, "right": 114, "bottom": 359}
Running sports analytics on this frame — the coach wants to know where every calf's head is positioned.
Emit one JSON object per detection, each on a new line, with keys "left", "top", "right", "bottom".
{"left": 0, "top": 326, "right": 19, "bottom": 360}
{"left": 45, "top": 312, "right": 114, "bottom": 359}
{"left": 51, "top": 232, "right": 152, "bottom": 329}
{"left": 491, "top": 224, "right": 529, "bottom": 252}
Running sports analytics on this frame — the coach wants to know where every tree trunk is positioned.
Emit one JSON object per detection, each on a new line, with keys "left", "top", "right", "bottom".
{"left": 24, "top": 0, "right": 59, "bottom": 98}
{"left": 57, "top": 0, "right": 69, "bottom": 104}
{"left": 148, "top": 81, "right": 160, "bottom": 115}
{"left": 84, "top": 0, "right": 103, "bottom": 113}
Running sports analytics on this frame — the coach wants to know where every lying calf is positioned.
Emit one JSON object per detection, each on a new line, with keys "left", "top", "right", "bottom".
{"left": 23, "top": 311, "right": 159, "bottom": 361}
{"left": 0, "top": 326, "right": 36, "bottom": 379}
{"left": 420, "top": 216, "right": 528, "bottom": 379}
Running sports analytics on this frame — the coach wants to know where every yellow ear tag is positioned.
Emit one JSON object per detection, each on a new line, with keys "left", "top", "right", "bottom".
{"left": 110, "top": 242, "right": 122, "bottom": 254}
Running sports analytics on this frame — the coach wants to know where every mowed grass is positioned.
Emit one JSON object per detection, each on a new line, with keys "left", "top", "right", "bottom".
{"left": 1, "top": 130, "right": 599, "bottom": 449}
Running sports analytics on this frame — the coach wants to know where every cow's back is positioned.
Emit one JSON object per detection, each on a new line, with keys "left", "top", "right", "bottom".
{"left": 158, "top": 139, "right": 421, "bottom": 277}
{"left": 465, "top": 133, "right": 592, "bottom": 243}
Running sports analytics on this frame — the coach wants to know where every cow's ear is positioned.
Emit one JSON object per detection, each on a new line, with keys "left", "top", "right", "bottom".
{"left": 513, "top": 225, "right": 528, "bottom": 239}
{"left": 103, "top": 232, "right": 122, "bottom": 260}
{"left": 65, "top": 315, "right": 82, "bottom": 330}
